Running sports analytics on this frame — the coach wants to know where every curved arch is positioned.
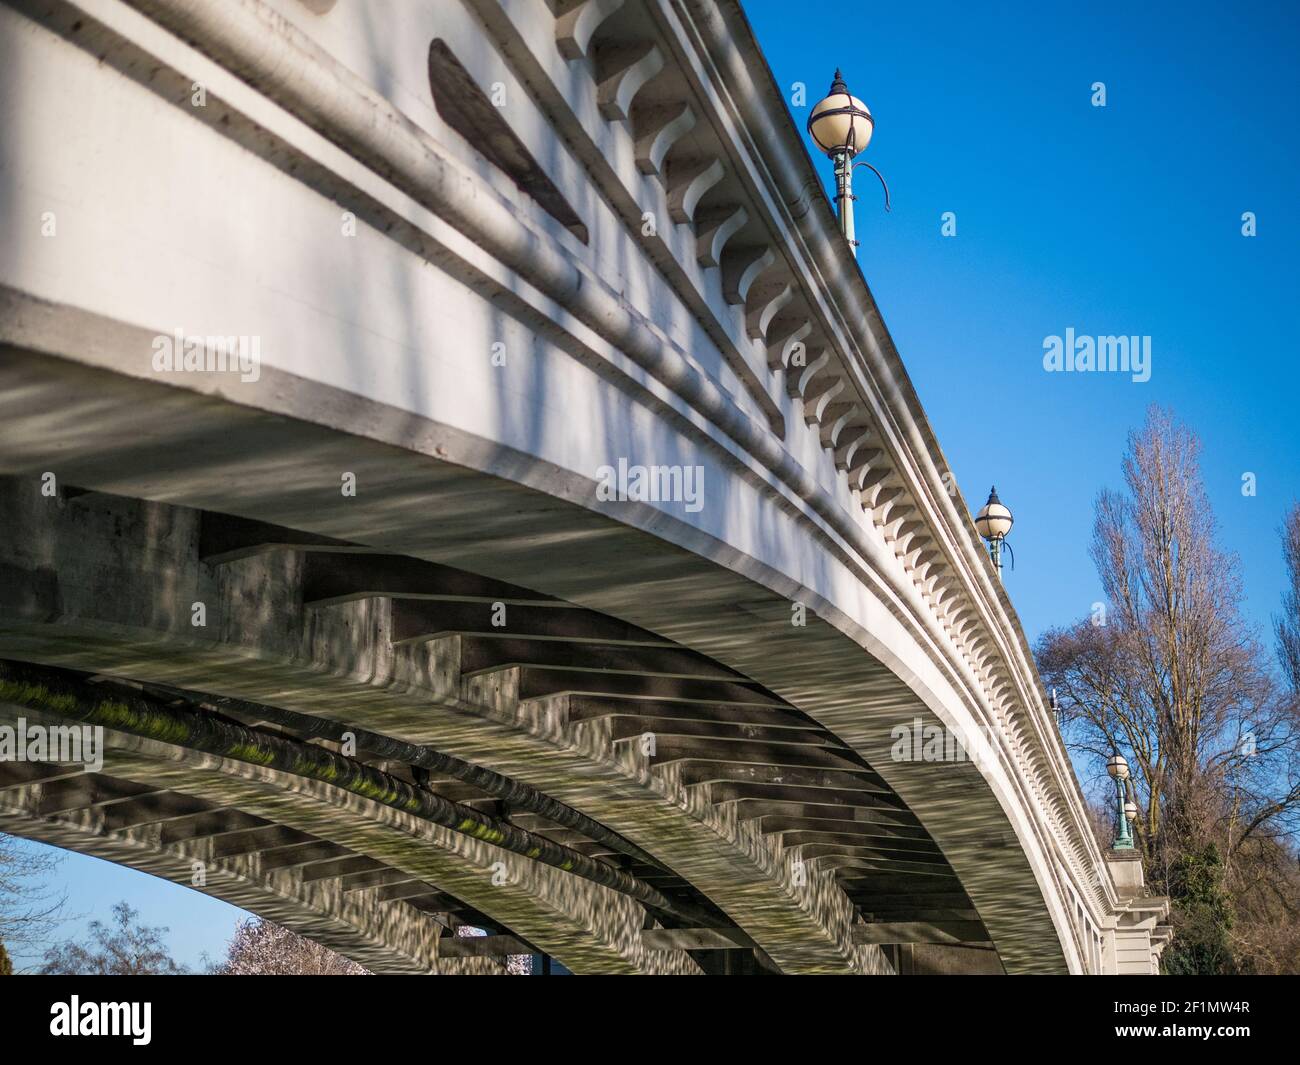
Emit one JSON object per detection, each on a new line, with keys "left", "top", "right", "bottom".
{"left": 0, "top": 774, "right": 485, "bottom": 975}
{"left": 0, "top": 699, "right": 702, "bottom": 975}
{"left": 0, "top": 478, "right": 984, "bottom": 974}
{"left": 0, "top": 0, "right": 1166, "bottom": 976}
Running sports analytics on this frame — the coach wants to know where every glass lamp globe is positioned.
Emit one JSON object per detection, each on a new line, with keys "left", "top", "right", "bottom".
{"left": 807, "top": 70, "right": 873, "bottom": 157}
{"left": 1106, "top": 753, "right": 1130, "bottom": 780}
{"left": 1124, "top": 800, "right": 1139, "bottom": 825}
{"left": 974, "top": 486, "right": 1013, "bottom": 540}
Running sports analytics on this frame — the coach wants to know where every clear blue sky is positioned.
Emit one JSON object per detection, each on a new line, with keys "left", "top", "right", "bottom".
{"left": 746, "top": 0, "right": 1300, "bottom": 644}
{"left": 11, "top": 0, "right": 1299, "bottom": 971}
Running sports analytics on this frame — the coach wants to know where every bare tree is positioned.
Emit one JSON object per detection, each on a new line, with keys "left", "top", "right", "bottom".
{"left": 212, "top": 918, "right": 369, "bottom": 975}
{"left": 0, "top": 834, "right": 64, "bottom": 954}
{"left": 1228, "top": 834, "right": 1300, "bottom": 974}
{"left": 1277, "top": 503, "right": 1300, "bottom": 694}
{"left": 1040, "top": 408, "right": 1296, "bottom": 856}
{"left": 39, "top": 900, "right": 187, "bottom": 975}
{"left": 1036, "top": 407, "right": 1300, "bottom": 970}
{"left": 213, "top": 918, "right": 533, "bottom": 974}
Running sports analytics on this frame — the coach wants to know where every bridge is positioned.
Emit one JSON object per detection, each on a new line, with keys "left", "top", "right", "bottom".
{"left": 0, "top": 0, "right": 1170, "bottom": 974}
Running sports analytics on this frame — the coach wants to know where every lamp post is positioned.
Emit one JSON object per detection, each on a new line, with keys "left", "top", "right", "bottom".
{"left": 1106, "top": 752, "right": 1135, "bottom": 851}
{"left": 807, "top": 70, "right": 889, "bottom": 255}
{"left": 974, "top": 486, "right": 1014, "bottom": 580}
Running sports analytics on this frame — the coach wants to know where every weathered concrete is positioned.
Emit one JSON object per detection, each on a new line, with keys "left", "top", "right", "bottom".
{"left": 0, "top": 482, "right": 892, "bottom": 974}
{"left": 0, "top": 773, "right": 498, "bottom": 975}
{"left": 0, "top": 0, "right": 1170, "bottom": 972}
{"left": 0, "top": 700, "right": 701, "bottom": 975}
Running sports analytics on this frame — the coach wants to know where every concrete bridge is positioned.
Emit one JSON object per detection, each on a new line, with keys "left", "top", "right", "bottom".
{"left": 0, "top": 0, "right": 1169, "bottom": 973}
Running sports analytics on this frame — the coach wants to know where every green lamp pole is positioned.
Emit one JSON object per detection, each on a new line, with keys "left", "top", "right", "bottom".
{"left": 974, "top": 486, "right": 1014, "bottom": 581}
{"left": 832, "top": 148, "right": 856, "bottom": 252}
{"left": 807, "top": 70, "right": 889, "bottom": 256}
{"left": 1106, "top": 752, "right": 1135, "bottom": 850}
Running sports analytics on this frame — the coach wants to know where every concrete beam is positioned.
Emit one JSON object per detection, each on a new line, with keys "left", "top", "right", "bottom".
{"left": 0, "top": 699, "right": 701, "bottom": 976}
{"left": 853, "top": 922, "right": 989, "bottom": 946}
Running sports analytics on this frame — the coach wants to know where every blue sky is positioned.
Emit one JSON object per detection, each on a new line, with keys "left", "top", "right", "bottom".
{"left": 10, "top": 0, "right": 1300, "bottom": 971}
{"left": 6, "top": 847, "right": 243, "bottom": 973}
{"left": 746, "top": 0, "right": 1299, "bottom": 645}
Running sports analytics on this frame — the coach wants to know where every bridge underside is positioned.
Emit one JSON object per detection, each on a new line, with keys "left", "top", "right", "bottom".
{"left": 0, "top": 288, "right": 1085, "bottom": 968}
{"left": 0, "top": 457, "right": 1007, "bottom": 973}
{"left": 0, "top": 0, "right": 1133, "bottom": 975}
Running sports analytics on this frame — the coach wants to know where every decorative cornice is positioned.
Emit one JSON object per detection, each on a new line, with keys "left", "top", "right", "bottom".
{"left": 665, "top": 0, "right": 1123, "bottom": 929}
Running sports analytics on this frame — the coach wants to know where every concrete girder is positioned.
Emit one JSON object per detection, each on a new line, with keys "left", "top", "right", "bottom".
{"left": 0, "top": 700, "right": 699, "bottom": 976}
{"left": 0, "top": 0, "right": 1102, "bottom": 957}
{"left": 0, "top": 489, "right": 892, "bottom": 974}
{"left": 0, "top": 0, "right": 1159, "bottom": 972}
{"left": 0, "top": 774, "right": 496, "bottom": 975}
